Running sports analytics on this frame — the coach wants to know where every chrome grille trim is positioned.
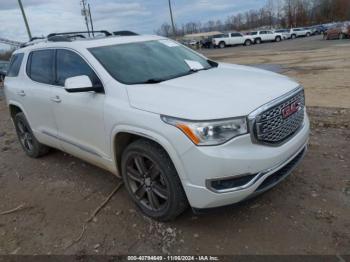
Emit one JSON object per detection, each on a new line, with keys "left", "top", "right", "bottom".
{"left": 248, "top": 86, "right": 305, "bottom": 146}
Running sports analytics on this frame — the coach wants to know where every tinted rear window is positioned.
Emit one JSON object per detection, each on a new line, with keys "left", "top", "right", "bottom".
{"left": 27, "top": 50, "right": 54, "bottom": 85}
{"left": 7, "top": 53, "right": 24, "bottom": 77}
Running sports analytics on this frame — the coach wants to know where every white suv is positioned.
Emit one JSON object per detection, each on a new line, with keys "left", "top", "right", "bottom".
{"left": 4, "top": 32, "right": 309, "bottom": 221}
{"left": 249, "top": 30, "right": 283, "bottom": 44}
{"left": 290, "top": 28, "right": 312, "bottom": 38}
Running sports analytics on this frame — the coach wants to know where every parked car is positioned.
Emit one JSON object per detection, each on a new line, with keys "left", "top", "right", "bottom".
{"left": 4, "top": 31, "right": 309, "bottom": 221}
{"left": 290, "top": 28, "right": 312, "bottom": 38}
{"left": 0, "top": 61, "right": 9, "bottom": 81}
{"left": 311, "top": 25, "right": 327, "bottom": 35}
{"left": 248, "top": 30, "right": 283, "bottom": 44}
{"left": 325, "top": 23, "right": 350, "bottom": 40}
{"left": 212, "top": 32, "right": 254, "bottom": 48}
{"left": 189, "top": 39, "right": 198, "bottom": 46}
{"left": 274, "top": 29, "right": 292, "bottom": 40}
{"left": 201, "top": 34, "right": 224, "bottom": 48}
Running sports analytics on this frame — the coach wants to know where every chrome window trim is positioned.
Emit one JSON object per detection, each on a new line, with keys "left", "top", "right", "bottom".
{"left": 247, "top": 86, "right": 305, "bottom": 147}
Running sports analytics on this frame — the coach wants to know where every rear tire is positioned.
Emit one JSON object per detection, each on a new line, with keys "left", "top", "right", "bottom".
{"left": 306, "top": 32, "right": 311, "bottom": 37}
{"left": 14, "top": 113, "right": 50, "bottom": 158}
{"left": 121, "top": 139, "right": 188, "bottom": 221}
{"left": 219, "top": 41, "right": 226, "bottom": 48}
{"left": 291, "top": 34, "right": 296, "bottom": 39}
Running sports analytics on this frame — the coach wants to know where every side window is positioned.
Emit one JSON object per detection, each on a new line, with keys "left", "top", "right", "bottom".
{"left": 231, "top": 33, "right": 242, "bottom": 37}
{"left": 27, "top": 50, "right": 55, "bottom": 84}
{"left": 56, "top": 49, "right": 102, "bottom": 87}
{"left": 260, "top": 31, "right": 266, "bottom": 34}
{"left": 7, "top": 53, "right": 24, "bottom": 77}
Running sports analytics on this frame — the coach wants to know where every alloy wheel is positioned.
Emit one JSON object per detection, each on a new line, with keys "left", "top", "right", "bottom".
{"left": 125, "top": 153, "right": 169, "bottom": 212}
{"left": 17, "top": 119, "right": 34, "bottom": 153}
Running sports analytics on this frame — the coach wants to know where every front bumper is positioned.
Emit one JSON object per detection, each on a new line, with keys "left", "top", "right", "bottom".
{"left": 179, "top": 114, "right": 309, "bottom": 209}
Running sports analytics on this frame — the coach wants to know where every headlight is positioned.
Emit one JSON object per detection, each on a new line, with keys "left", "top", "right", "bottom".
{"left": 161, "top": 116, "right": 248, "bottom": 146}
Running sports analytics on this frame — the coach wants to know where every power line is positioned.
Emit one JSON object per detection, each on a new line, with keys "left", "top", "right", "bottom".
{"left": 0, "top": 37, "right": 23, "bottom": 48}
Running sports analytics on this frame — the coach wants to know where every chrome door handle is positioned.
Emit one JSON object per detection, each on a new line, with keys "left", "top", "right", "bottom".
{"left": 17, "top": 90, "right": 26, "bottom": 96}
{"left": 50, "top": 96, "right": 61, "bottom": 103}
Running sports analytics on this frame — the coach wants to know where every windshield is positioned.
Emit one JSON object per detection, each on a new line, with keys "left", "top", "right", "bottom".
{"left": 89, "top": 40, "right": 214, "bottom": 85}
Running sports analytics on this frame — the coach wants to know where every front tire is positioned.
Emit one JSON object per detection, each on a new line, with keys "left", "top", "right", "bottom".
{"left": 255, "top": 38, "right": 262, "bottom": 44}
{"left": 219, "top": 41, "right": 226, "bottom": 48}
{"left": 306, "top": 32, "right": 311, "bottom": 37}
{"left": 121, "top": 139, "right": 188, "bottom": 221}
{"left": 14, "top": 113, "right": 50, "bottom": 158}
{"left": 275, "top": 36, "right": 281, "bottom": 42}
{"left": 291, "top": 34, "right": 296, "bottom": 39}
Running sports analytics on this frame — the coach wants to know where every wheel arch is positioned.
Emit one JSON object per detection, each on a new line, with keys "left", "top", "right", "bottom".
{"left": 8, "top": 102, "right": 29, "bottom": 121}
{"left": 111, "top": 126, "right": 189, "bottom": 182}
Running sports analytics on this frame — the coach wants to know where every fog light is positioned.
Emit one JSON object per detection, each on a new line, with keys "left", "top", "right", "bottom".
{"left": 208, "top": 174, "right": 257, "bottom": 192}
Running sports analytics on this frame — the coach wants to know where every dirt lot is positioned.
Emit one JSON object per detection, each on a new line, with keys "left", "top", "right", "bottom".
{"left": 201, "top": 35, "right": 350, "bottom": 109}
{"left": 0, "top": 36, "right": 349, "bottom": 256}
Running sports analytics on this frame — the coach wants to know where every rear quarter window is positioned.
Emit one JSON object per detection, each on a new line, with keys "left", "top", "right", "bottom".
{"left": 7, "top": 53, "right": 24, "bottom": 77}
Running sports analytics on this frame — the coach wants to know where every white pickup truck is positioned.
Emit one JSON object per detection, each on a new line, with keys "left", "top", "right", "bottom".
{"left": 248, "top": 30, "right": 283, "bottom": 44}
{"left": 212, "top": 32, "right": 255, "bottom": 48}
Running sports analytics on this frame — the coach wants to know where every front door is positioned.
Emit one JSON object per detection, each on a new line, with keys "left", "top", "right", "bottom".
{"left": 51, "top": 49, "right": 109, "bottom": 164}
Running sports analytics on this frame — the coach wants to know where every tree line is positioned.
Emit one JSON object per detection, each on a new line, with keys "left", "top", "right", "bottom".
{"left": 156, "top": 0, "right": 350, "bottom": 36}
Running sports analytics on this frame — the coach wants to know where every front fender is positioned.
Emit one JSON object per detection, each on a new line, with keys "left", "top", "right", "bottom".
{"left": 110, "top": 124, "right": 190, "bottom": 182}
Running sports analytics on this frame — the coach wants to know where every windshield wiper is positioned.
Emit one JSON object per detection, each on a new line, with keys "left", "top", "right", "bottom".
{"left": 140, "top": 78, "right": 164, "bottom": 84}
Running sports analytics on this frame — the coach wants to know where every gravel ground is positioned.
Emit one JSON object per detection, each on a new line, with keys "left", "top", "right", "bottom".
{"left": 0, "top": 36, "right": 349, "bottom": 255}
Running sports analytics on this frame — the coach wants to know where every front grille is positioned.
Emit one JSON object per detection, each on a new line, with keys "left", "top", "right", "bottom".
{"left": 252, "top": 89, "right": 305, "bottom": 145}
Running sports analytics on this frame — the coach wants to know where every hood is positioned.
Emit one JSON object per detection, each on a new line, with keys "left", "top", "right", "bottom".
{"left": 126, "top": 63, "right": 299, "bottom": 120}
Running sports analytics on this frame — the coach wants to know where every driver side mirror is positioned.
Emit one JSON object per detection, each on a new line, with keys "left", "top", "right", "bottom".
{"left": 64, "top": 75, "right": 103, "bottom": 93}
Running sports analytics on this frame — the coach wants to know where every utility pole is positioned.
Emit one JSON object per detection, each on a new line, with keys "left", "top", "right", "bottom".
{"left": 81, "top": 0, "right": 91, "bottom": 36}
{"left": 88, "top": 4, "right": 94, "bottom": 37}
{"left": 168, "top": 0, "right": 176, "bottom": 37}
{"left": 18, "top": 0, "right": 32, "bottom": 40}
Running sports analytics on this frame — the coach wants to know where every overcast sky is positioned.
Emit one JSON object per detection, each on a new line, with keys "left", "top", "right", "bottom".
{"left": 0, "top": 0, "right": 265, "bottom": 49}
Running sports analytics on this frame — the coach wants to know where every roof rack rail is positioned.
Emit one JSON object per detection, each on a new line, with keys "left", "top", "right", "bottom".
{"left": 47, "top": 30, "right": 112, "bottom": 38}
{"left": 20, "top": 36, "right": 47, "bottom": 48}
{"left": 19, "top": 30, "right": 113, "bottom": 48}
{"left": 30, "top": 36, "right": 45, "bottom": 41}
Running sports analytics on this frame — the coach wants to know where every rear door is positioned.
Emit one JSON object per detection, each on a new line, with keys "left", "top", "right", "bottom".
{"left": 230, "top": 33, "right": 244, "bottom": 45}
{"left": 51, "top": 49, "right": 108, "bottom": 163}
{"left": 23, "top": 49, "right": 60, "bottom": 148}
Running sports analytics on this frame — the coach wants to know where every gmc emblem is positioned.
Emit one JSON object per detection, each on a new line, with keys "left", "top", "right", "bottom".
{"left": 281, "top": 101, "right": 301, "bottom": 119}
